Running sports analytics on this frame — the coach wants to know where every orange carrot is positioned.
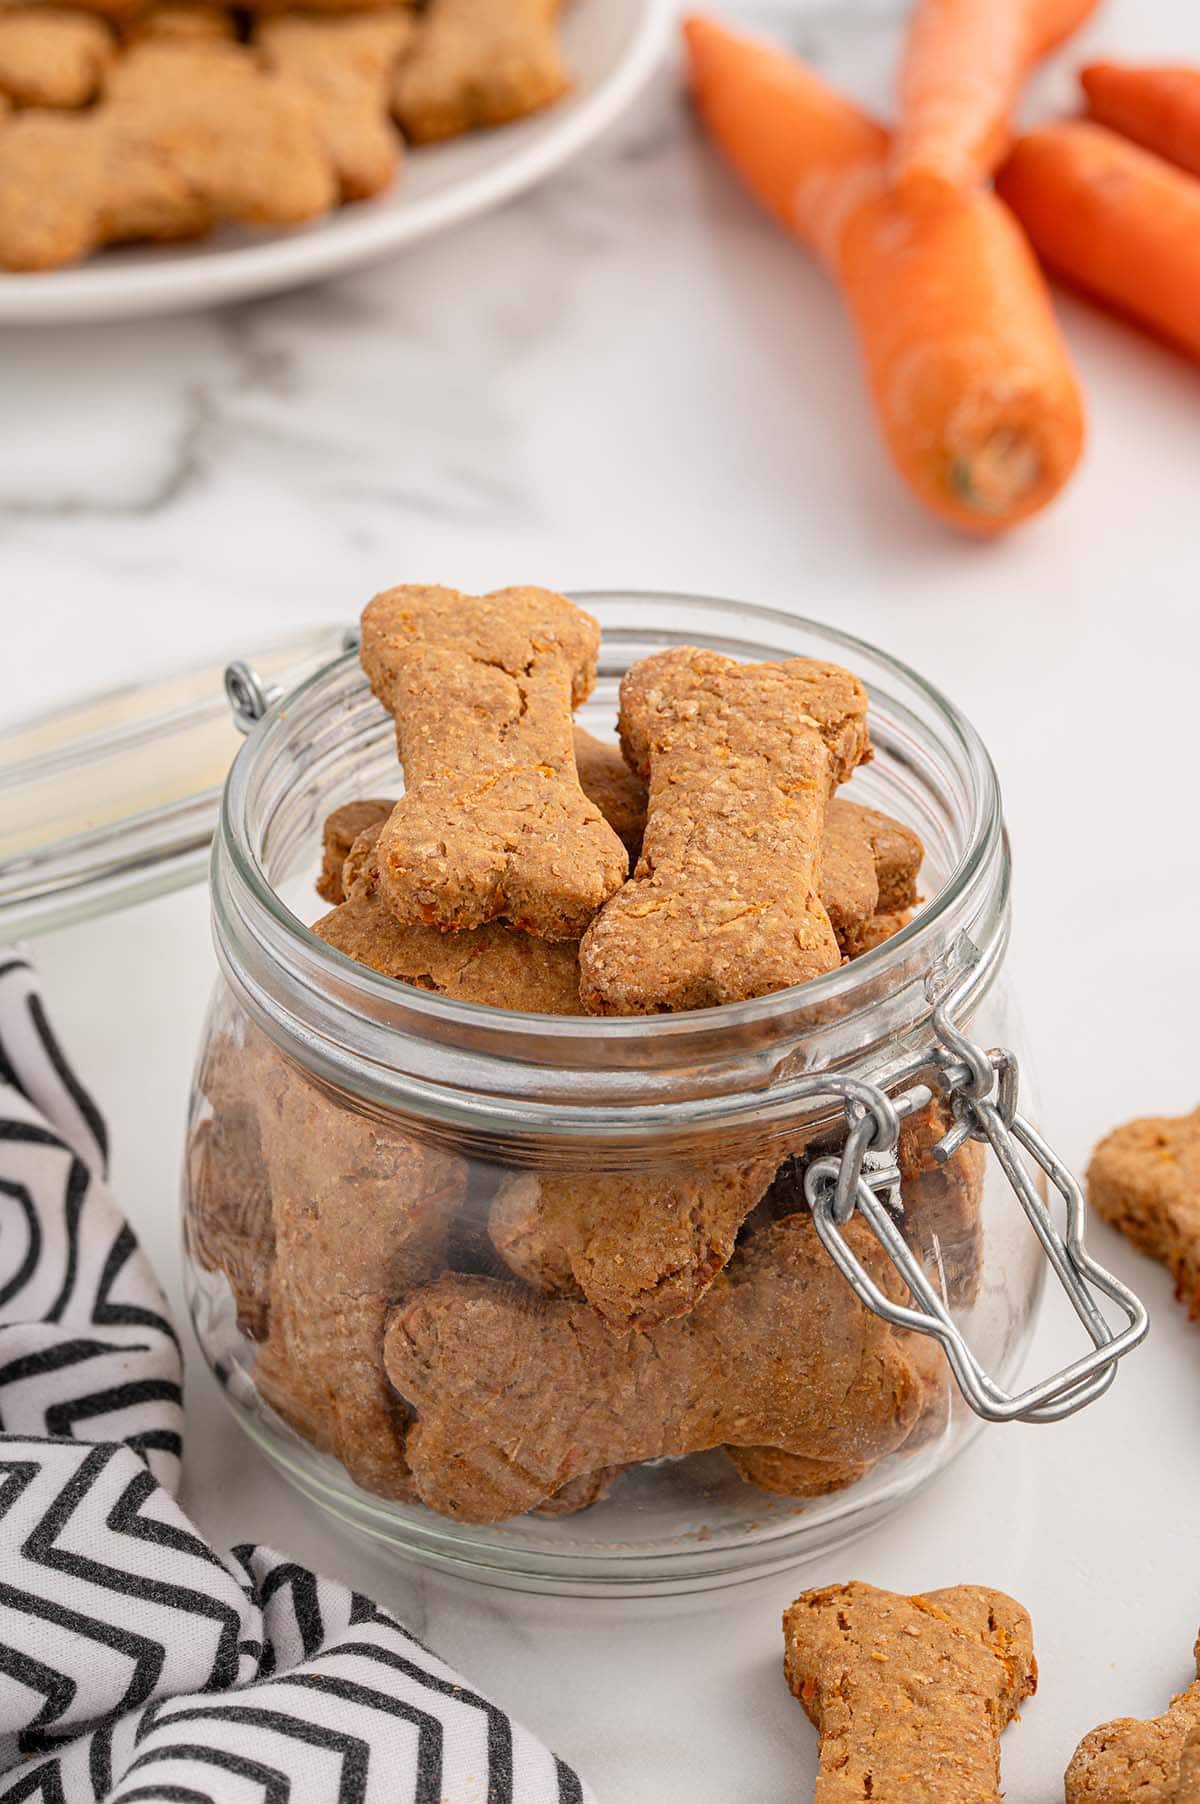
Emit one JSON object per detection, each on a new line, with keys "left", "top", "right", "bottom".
{"left": 998, "top": 121, "right": 1200, "bottom": 363}
{"left": 684, "top": 14, "right": 1085, "bottom": 534}
{"left": 1082, "top": 61, "right": 1200, "bottom": 179}
{"left": 892, "top": 0, "right": 1099, "bottom": 197}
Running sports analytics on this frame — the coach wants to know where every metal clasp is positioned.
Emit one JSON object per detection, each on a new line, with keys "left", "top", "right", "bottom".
{"left": 224, "top": 661, "right": 283, "bottom": 735}
{"left": 807, "top": 967, "right": 1148, "bottom": 1425}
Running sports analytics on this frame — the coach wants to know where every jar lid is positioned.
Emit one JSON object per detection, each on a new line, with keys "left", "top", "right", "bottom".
{"left": 0, "top": 625, "right": 346, "bottom": 940}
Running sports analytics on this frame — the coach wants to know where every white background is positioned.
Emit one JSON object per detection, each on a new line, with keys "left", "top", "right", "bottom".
{"left": 7, "top": 0, "right": 1200, "bottom": 1795}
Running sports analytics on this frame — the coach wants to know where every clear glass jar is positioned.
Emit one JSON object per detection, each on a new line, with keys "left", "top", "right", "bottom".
{"left": 180, "top": 592, "right": 1091, "bottom": 1594}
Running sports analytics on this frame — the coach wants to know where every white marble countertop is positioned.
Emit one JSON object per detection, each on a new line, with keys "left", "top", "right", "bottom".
{"left": 8, "top": 0, "right": 1200, "bottom": 1795}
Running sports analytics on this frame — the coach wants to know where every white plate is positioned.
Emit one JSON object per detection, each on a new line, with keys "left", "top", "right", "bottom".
{"left": 0, "top": 0, "right": 668, "bottom": 325}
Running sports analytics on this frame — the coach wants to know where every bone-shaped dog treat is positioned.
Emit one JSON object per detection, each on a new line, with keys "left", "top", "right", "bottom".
{"left": 0, "top": 7, "right": 113, "bottom": 107}
{"left": 317, "top": 798, "right": 396, "bottom": 904}
{"left": 822, "top": 798, "right": 924, "bottom": 956}
{"left": 1088, "top": 1107, "right": 1200, "bottom": 1318}
{"left": 784, "top": 1580, "right": 1036, "bottom": 1803}
{"left": 899, "top": 1097, "right": 986, "bottom": 1308}
{"left": 391, "top": 0, "right": 568, "bottom": 144}
{"left": 360, "top": 584, "right": 628, "bottom": 940}
{"left": 730, "top": 1325, "right": 950, "bottom": 1496}
{"left": 384, "top": 1213, "right": 925, "bottom": 1522}
{"left": 186, "top": 1024, "right": 277, "bottom": 1344}
{"left": 1067, "top": 1641, "right": 1200, "bottom": 1804}
{"left": 257, "top": 9, "right": 414, "bottom": 202}
{"left": 0, "top": 37, "right": 337, "bottom": 271}
{"left": 253, "top": 1046, "right": 466, "bottom": 1501}
{"left": 573, "top": 727, "right": 648, "bottom": 857}
{"left": 315, "top": 822, "right": 585, "bottom": 1014}
{"left": 488, "top": 1153, "right": 782, "bottom": 1331}
{"left": 579, "top": 647, "right": 871, "bottom": 1012}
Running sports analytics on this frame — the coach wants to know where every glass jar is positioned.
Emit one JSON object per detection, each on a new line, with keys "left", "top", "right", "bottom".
{"left": 181, "top": 591, "right": 1143, "bottom": 1594}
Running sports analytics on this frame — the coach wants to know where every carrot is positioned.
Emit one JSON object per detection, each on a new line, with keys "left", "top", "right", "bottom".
{"left": 998, "top": 121, "right": 1200, "bottom": 363}
{"left": 1081, "top": 61, "right": 1200, "bottom": 179}
{"left": 683, "top": 14, "right": 1085, "bottom": 534}
{"left": 892, "top": 0, "right": 1099, "bottom": 197}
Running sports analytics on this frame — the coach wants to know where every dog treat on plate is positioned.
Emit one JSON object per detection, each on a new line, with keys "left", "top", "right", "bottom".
{"left": 392, "top": 0, "right": 569, "bottom": 144}
{"left": 0, "top": 7, "right": 113, "bottom": 106}
{"left": 315, "top": 822, "right": 585, "bottom": 1013}
{"left": 360, "top": 584, "right": 628, "bottom": 940}
{"left": 0, "top": 37, "right": 337, "bottom": 271}
{"left": 578, "top": 647, "right": 870, "bottom": 1012}
{"left": 384, "top": 1213, "right": 926, "bottom": 1522}
{"left": 784, "top": 1581, "right": 1036, "bottom": 1803}
{"left": 253, "top": 1048, "right": 466, "bottom": 1501}
{"left": 257, "top": 10, "right": 414, "bottom": 203}
{"left": 1065, "top": 1637, "right": 1200, "bottom": 1804}
{"left": 1087, "top": 1107, "right": 1200, "bottom": 1317}
{"left": 488, "top": 1152, "right": 782, "bottom": 1331}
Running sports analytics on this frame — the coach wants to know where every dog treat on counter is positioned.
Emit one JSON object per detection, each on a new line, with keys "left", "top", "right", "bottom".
{"left": 573, "top": 726, "right": 648, "bottom": 857}
{"left": 579, "top": 647, "right": 870, "bottom": 1012}
{"left": 360, "top": 584, "right": 628, "bottom": 940}
{"left": 0, "top": 36, "right": 337, "bottom": 271}
{"left": 392, "top": 0, "right": 568, "bottom": 143}
{"left": 384, "top": 1213, "right": 926, "bottom": 1522}
{"left": 0, "top": 7, "right": 113, "bottom": 106}
{"left": 488, "top": 1152, "right": 782, "bottom": 1331}
{"left": 1066, "top": 1637, "right": 1200, "bottom": 1804}
{"left": 257, "top": 10, "right": 413, "bottom": 202}
{"left": 186, "top": 1026, "right": 277, "bottom": 1343}
{"left": 253, "top": 1049, "right": 466, "bottom": 1501}
{"left": 315, "top": 823, "right": 585, "bottom": 1013}
{"left": 1088, "top": 1107, "right": 1200, "bottom": 1317}
{"left": 784, "top": 1581, "right": 1036, "bottom": 1803}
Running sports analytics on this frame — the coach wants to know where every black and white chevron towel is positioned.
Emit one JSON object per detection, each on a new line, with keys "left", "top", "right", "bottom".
{"left": 0, "top": 953, "right": 594, "bottom": 1804}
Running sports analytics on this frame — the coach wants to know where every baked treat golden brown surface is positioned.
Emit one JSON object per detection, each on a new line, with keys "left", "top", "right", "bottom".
{"left": 784, "top": 1580, "right": 1036, "bottom": 1803}
{"left": 578, "top": 647, "right": 871, "bottom": 1012}
{"left": 1066, "top": 1638, "right": 1200, "bottom": 1804}
{"left": 1088, "top": 1107, "right": 1200, "bottom": 1316}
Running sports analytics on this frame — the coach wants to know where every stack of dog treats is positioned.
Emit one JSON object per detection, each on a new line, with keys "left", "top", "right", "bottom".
{"left": 189, "top": 584, "right": 987, "bottom": 1524}
{"left": 0, "top": 0, "right": 568, "bottom": 270}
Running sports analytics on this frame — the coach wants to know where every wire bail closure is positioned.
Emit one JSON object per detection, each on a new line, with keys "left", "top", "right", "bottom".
{"left": 805, "top": 958, "right": 1148, "bottom": 1424}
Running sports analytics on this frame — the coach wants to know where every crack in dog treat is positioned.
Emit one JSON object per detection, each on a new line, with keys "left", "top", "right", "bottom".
{"left": 784, "top": 1580, "right": 1036, "bottom": 1803}
{"left": 0, "top": 37, "right": 337, "bottom": 271}
{"left": 0, "top": 7, "right": 113, "bottom": 106}
{"left": 257, "top": 9, "right": 413, "bottom": 203}
{"left": 253, "top": 1050, "right": 467, "bottom": 1501}
{"left": 391, "top": 0, "right": 568, "bottom": 144}
{"left": 579, "top": 647, "right": 871, "bottom": 1012}
{"left": 315, "top": 822, "right": 585, "bottom": 1013}
{"left": 488, "top": 1153, "right": 782, "bottom": 1331}
{"left": 1087, "top": 1108, "right": 1200, "bottom": 1317}
{"left": 317, "top": 798, "right": 396, "bottom": 905}
{"left": 1066, "top": 1640, "right": 1200, "bottom": 1804}
{"left": 361, "top": 584, "right": 628, "bottom": 941}
{"left": 186, "top": 1026, "right": 277, "bottom": 1343}
{"left": 383, "top": 1213, "right": 926, "bottom": 1522}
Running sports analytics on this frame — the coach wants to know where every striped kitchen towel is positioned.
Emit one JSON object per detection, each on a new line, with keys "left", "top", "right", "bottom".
{"left": 0, "top": 953, "right": 593, "bottom": 1804}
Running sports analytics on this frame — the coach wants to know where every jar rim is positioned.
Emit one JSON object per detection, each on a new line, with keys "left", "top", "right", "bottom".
{"left": 214, "top": 591, "right": 1008, "bottom": 1128}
